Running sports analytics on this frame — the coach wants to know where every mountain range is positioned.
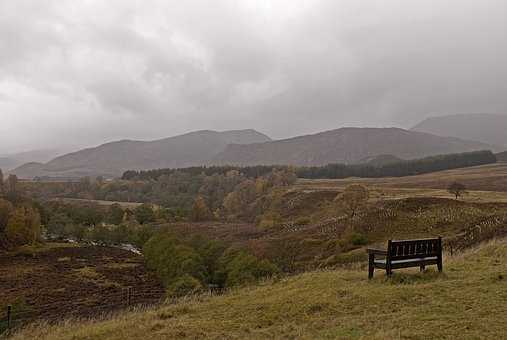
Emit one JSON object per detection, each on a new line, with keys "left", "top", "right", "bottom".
{"left": 11, "top": 130, "right": 271, "bottom": 179}
{"left": 412, "top": 113, "right": 507, "bottom": 147}
{"left": 211, "top": 127, "right": 494, "bottom": 166}
{"left": 9, "top": 124, "right": 497, "bottom": 179}
{"left": 0, "top": 149, "right": 64, "bottom": 171}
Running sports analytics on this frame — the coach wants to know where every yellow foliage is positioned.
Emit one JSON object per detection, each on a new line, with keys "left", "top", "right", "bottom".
{"left": 5, "top": 206, "right": 41, "bottom": 246}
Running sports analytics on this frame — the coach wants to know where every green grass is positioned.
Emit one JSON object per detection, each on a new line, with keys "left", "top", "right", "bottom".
{"left": 10, "top": 238, "right": 507, "bottom": 340}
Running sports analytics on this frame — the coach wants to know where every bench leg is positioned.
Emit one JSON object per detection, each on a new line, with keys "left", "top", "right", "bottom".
{"left": 437, "top": 261, "right": 443, "bottom": 272}
{"left": 386, "top": 267, "right": 392, "bottom": 277}
{"left": 368, "top": 264, "right": 374, "bottom": 279}
{"left": 368, "top": 254, "right": 374, "bottom": 279}
{"left": 420, "top": 265, "right": 425, "bottom": 272}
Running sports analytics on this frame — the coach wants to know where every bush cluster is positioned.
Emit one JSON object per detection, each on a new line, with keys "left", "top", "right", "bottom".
{"left": 143, "top": 233, "right": 278, "bottom": 297}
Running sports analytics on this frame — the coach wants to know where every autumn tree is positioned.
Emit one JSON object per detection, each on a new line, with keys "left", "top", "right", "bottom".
{"left": 5, "top": 206, "right": 41, "bottom": 246}
{"left": 106, "top": 203, "right": 124, "bottom": 225}
{"left": 267, "top": 168, "right": 297, "bottom": 187}
{"left": 0, "top": 168, "right": 4, "bottom": 195}
{"left": 190, "top": 195, "right": 212, "bottom": 222}
{"left": 95, "top": 176, "right": 104, "bottom": 186}
{"left": 448, "top": 182, "right": 466, "bottom": 200}
{"left": 222, "top": 180, "right": 258, "bottom": 219}
{"left": 338, "top": 184, "right": 369, "bottom": 219}
{"left": 254, "top": 177, "right": 269, "bottom": 195}
{"left": 46, "top": 212, "right": 73, "bottom": 237}
{"left": 0, "top": 199, "right": 13, "bottom": 233}
{"left": 5, "top": 174, "right": 19, "bottom": 202}
{"left": 134, "top": 203, "right": 155, "bottom": 224}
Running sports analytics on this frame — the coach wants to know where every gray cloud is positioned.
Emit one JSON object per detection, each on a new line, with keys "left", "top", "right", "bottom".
{"left": 1, "top": 0, "right": 506, "bottom": 153}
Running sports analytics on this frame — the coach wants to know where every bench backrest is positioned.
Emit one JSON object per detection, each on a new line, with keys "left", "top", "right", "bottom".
{"left": 388, "top": 237, "right": 441, "bottom": 261}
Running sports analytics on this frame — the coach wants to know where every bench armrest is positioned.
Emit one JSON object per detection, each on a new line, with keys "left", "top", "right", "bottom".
{"left": 367, "top": 248, "right": 387, "bottom": 256}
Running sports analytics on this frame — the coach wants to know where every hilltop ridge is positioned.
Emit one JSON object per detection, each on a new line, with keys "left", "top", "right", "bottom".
{"left": 412, "top": 113, "right": 507, "bottom": 147}
{"left": 10, "top": 129, "right": 271, "bottom": 179}
{"left": 212, "top": 127, "right": 494, "bottom": 166}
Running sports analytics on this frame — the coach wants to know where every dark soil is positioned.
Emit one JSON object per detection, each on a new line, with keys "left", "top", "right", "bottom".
{"left": 0, "top": 244, "right": 164, "bottom": 326}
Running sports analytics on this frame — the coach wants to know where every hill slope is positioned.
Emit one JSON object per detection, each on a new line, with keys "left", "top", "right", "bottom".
{"left": 0, "top": 149, "right": 64, "bottom": 171}
{"left": 496, "top": 151, "right": 507, "bottom": 162}
{"left": 412, "top": 113, "right": 507, "bottom": 147}
{"left": 11, "top": 130, "right": 271, "bottom": 179}
{"left": 212, "top": 127, "right": 494, "bottom": 166}
{"left": 12, "top": 239, "right": 507, "bottom": 340}
{"left": 358, "top": 154, "right": 405, "bottom": 166}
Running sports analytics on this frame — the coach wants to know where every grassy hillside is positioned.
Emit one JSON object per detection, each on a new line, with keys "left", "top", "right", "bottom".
{"left": 11, "top": 239, "right": 507, "bottom": 339}
{"left": 296, "top": 162, "right": 507, "bottom": 193}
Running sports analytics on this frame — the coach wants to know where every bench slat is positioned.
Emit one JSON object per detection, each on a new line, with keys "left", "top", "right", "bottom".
{"left": 389, "top": 238, "right": 440, "bottom": 260}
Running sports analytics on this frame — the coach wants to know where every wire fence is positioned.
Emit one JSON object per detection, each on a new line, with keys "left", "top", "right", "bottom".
{"left": 0, "top": 286, "right": 167, "bottom": 336}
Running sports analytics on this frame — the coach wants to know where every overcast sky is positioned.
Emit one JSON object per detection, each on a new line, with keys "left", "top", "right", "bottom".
{"left": 1, "top": 0, "right": 506, "bottom": 154}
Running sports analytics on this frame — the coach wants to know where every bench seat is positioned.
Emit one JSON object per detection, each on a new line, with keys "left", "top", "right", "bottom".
{"left": 374, "top": 256, "right": 438, "bottom": 269}
{"left": 367, "top": 237, "right": 443, "bottom": 278}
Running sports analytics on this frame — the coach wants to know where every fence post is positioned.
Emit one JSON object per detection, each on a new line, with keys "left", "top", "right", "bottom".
{"left": 7, "top": 305, "right": 11, "bottom": 330}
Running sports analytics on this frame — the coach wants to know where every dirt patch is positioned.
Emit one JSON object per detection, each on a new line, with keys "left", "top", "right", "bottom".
{"left": 0, "top": 245, "right": 164, "bottom": 325}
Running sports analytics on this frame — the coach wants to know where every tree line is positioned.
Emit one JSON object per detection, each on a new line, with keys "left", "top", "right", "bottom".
{"left": 23, "top": 168, "right": 298, "bottom": 221}
{"left": 296, "top": 150, "right": 496, "bottom": 179}
{"left": 122, "top": 165, "right": 283, "bottom": 181}
{"left": 121, "top": 150, "right": 497, "bottom": 181}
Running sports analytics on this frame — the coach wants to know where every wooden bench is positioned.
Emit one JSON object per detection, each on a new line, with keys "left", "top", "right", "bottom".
{"left": 367, "top": 237, "right": 443, "bottom": 279}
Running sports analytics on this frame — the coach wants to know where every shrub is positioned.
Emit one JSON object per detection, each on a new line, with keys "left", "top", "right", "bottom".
{"left": 143, "top": 233, "right": 206, "bottom": 287}
{"left": 144, "top": 232, "right": 279, "bottom": 293}
{"left": 167, "top": 274, "right": 203, "bottom": 297}
{"left": 222, "top": 251, "right": 279, "bottom": 287}
{"left": 350, "top": 233, "right": 368, "bottom": 246}
{"left": 134, "top": 204, "right": 155, "bottom": 224}
{"left": 258, "top": 218, "right": 276, "bottom": 230}
{"left": 295, "top": 216, "right": 312, "bottom": 225}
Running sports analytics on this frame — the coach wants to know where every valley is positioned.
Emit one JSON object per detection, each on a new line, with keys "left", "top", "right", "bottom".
{"left": 3, "top": 147, "right": 507, "bottom": 339}
{"left": 4, "top": 2, "right": 507, "bottom": 338}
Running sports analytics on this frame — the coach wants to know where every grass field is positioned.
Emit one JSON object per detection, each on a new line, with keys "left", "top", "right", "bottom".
{"left": 296, "top": 162, "right": 507, "bottom": 193}
{"left": 292, "top": 162, "right": 507, "bottom": 206}
{"left": 52, "top": 198, "right": 145, "bottom": 209}
{"left": 10, "top": 238, "right": 507, "bottom": 340}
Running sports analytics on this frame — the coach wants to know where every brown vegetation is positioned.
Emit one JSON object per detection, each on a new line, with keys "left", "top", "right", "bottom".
{"left": 0, "top": 244, "right": 163, "bottom": 325}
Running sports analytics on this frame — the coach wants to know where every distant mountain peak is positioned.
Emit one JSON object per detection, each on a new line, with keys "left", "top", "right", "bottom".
{"left": 10, "top": 126, "right": 496, "bottom": 180}
{"left": 11, "top": 129, "right": 271, "bottom": 179}
{"left": 212, "top": 127, "right": 494, "bottom": 167}
{"left": 412, "top": 113, "right": 507, "bottom": 147}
